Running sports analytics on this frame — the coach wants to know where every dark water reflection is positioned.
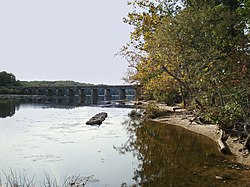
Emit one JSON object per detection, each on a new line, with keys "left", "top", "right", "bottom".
{"left": 0, "top": 97, "right": 84, "bottom": 118}
{"left": 0, "top": 99, "right": 20, "bottom": 118}
{"left": 0, "top": 96, "right": 131, "bottom": 118}
{"left": 118, "top": 120, "right": 250, "bottom": 187}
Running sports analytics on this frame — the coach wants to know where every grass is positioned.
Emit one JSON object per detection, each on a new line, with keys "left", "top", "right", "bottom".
{"left": 0, "top": 170, "right": 96, "bottom": 187}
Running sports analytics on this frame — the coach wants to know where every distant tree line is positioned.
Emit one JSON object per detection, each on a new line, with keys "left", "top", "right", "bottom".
{"left": 0, "top": 71, "right": 96, "bottom": 94}
{"left": 0, "top": 71, "right": 95, "bottom": 88}
{"left": 21, "top": 81, "right": 94, "bottom": 87}
{"left": 0, "top": 71, "right": 21, "bottom": 86}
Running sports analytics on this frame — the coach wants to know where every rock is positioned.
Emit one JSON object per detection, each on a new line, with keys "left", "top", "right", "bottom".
{"left": 86, "top": 112, "right": 108, "bottom": 125}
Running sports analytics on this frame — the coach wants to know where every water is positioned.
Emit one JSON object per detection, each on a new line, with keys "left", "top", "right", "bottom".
{"left": 0, "top": 99, "right": 137, "bottom": 186}
{"left": 0, "top": 99, "right": 250, "bottom": 186}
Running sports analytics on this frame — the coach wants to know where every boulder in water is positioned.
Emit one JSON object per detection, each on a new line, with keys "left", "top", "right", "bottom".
{"left": 86, "top": 112, "right": 108, "bottom": 125}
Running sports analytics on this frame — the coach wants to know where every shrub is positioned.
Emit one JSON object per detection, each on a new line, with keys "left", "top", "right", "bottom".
{"left": 143, "top": 103, "right": 169, "bottom": 119}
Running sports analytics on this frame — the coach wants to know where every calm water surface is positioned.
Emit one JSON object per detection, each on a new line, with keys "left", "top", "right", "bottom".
{"left": 0, "top": 99, "right": 250, "bottom": 186}
{"left": 0, "top": 101, "right": 136, "bottom": 186}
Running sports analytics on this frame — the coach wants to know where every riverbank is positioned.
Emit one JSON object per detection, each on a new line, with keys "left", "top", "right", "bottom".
{"left": 150, "top": 104, "right": 250, "bottom": 166}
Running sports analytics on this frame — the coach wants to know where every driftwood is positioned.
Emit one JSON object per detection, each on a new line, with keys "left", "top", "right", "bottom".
{"left": 217, "top": 129, "right": 228, "bottom": 153}
{"left": 189, "top": 116, "right": 208, "bottom": 125}
{"left": 173, "top": 107, "right": 182, "bottom": 112}
{"left": 243, "top": 134, "right": 250, "bottom": 151}
{"left": 243, "top": 124, "right": 250, "bottom": 151}
{"left": 86, "top": 112, "right": 108, "bottom": 125}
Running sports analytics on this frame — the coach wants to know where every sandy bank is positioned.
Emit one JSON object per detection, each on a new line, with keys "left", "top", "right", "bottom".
{"left": 151, "top": 104, "right": 250, "bottom": 166}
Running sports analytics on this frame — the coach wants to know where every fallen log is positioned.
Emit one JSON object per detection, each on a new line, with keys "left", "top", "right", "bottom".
{"left": 173, "top": 106, "right": 182, "bottom": 112}
{"left": 217, "top": 129, "right": 228, "bottom": 153}
{"left": 86, "top": 112, "right": 108, "bottom": 125}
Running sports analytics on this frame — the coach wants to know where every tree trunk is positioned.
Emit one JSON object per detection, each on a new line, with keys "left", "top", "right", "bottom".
{"left": 180, "top": 85, "right": 186, "bottom": 108}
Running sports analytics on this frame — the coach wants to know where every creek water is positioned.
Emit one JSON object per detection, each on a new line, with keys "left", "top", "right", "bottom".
{"left": 0, "top": 99, "right": 249, "bottom": 186}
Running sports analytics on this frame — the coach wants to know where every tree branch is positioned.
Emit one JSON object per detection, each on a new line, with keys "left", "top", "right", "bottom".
{"left": 161, "top": 65, "right": 191, "bottom": 93}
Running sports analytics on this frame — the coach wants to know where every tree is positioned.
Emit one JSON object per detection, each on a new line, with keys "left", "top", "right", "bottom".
{"left": 121, "top": 0, "right": 249, "bottom": 131}
{"left": 0, "top": 71, "right": 19, "bottom": 86}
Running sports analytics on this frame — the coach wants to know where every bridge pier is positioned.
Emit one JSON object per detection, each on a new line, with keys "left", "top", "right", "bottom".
{"left": 92, "top": 89, "right": 98, "bottom": 104}
{"left": 67, "top": 89, "right": 75, "bottom": 97}
{"left": 35, "top": 89, "right": 39, "bottom": 95}
{"left": 55, "top": 89, "right": 59, "bottom": 96}
{"left": 27, "top": 88, "right": 36, "bottom": 95}
{"left": 105, "top": 89, "right": 112, "bottom": 101}
{"left": 119, "top": 89, "right": 126, "bottom": 100}
{"left": 79, "top": 89, "right": 86, "bottom": 103}
{"left": 36, "top": 88, "right": 46, "bottom": 95}
{"left": 46, "top": 88, "right": 55, "bottom": 97}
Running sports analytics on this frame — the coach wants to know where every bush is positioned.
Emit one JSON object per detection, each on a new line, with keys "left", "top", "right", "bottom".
{"left": 144, "top": 103, "right": 169, "bottom": 119}
{"left": 152, "top": 89, "right": 181, "bottom": 105}
{"left": 209, "top": 102, "right": 244, "bottom": 130}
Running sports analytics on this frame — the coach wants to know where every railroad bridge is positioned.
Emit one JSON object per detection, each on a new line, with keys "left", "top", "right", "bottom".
{"left": 19, "top": 85, "right": 136, "bottom": 103}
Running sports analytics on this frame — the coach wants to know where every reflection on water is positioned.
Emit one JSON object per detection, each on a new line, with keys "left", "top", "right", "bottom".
{"left": 117, "top": 120, "right": 250, "bottom": 186}
{"left": 0, "top": 99, "right": 20, "bottom": 118}
{"left": 0, "top": 97, "right": 84, "bottom": 118}
{"left": 0, "top": 96, "right": 132, "bottom": 118}
{"left": 1, "top": 100, "right": 250, "bottom": 186}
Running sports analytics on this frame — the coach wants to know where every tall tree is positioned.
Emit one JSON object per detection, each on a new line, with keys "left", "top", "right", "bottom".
{"left": 121, "top": 0, "right": 249, "bottom": 128}
{"left": 0, "top": 71, "right": 19, "bottom": 86}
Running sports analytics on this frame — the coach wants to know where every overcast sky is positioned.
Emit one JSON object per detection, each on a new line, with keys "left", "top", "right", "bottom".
{"left": 0, "top": 0, "right": 132, "bottom": 85}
